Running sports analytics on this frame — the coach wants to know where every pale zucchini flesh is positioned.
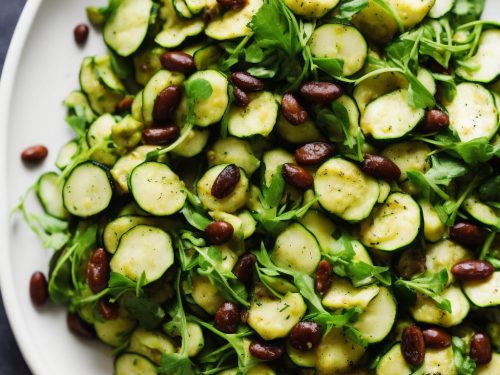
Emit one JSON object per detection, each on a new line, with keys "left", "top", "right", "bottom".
{"left": 380, "top": 141, "right": 431, "bottom": 181}
{"left": 37, "top": 172, "right": 68, "bottom": 220}
{"left": 114, "top": 353, "right": 157, "bottom": 375}
{"left": 322, "top": 276, "right": 380, "bottom": 310}
{"left": 462, "top": 271, "right": 500, "bottom": 307}
{"left": 284, "top": 0, "right": 340, "bottom": 18}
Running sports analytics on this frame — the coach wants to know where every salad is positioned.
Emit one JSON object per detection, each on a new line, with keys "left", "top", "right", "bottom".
{"left": 16, "top": 0, "right": 500, "bottom": 374}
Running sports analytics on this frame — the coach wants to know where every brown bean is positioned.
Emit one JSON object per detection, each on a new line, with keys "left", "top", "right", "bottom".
{"left": 153, "top": 86, "right": 182, "bottom": 124}
{"left": 67, "top": 312, "right": 95, "bottom": 339}
{"left": 281, "top": 163, "right": 313, "bottom": 190}
{"left": 142, "top": 126, "right": 180, "bottom": 145}
{"left": 281, "top": 93, "right": 308, "bottom": 125}
{"left": 230, "top": 72, "right": 264, "bottom": 92}
{"left": 449, "top": 222, "right": 485, "bottom": 248}
{"left": 299, "top": 81, "right": 343, "bottom": 103}
{"left": 87, "top": 247, "right": 110, "bottom": 294}
{"left": 205, "top": 221, "right": 234, "bottom": 245}
{"left": 451, "top": 259, "right": 494, "bottom": 281}
{"left": 396, "top": 248, "right": 426, "bottom": 280}
{"left": 217, "top": 0, "right": 247, "bottom": 10}
{"left": 233, "top": 86, "right": 250, "bottom": 107}
{"left": 422, "top": 327, "right": 451, "bottom": 348}
{"left": 249, "top": 340, "right": 284, "bottom": 361}
{"left": 233, "top": 253, "right": 257, "bottom": 283}
{"left": 294, "top": 142, "right": 334, "bottom": 166}
{"left": 315, "top": 259, "right": 333, "bottom": 295}
{"left": 361, "top": 154, "right": 401, "bottom": 181}
{"left": 160, "top": 51, "right": 195, "bottom": 74}
{"left": 214, "top": 301, "right": 240, "bottom": 334}
{"left": 423, "top": 109, "right": 450, "bottom": 133}
{"left": 401, "top": 324, "right": 425, "bottom": 367}
{"left": 21, "top": 145, "right": 48, "bottom": 163}
{"left": 240, "top": 309, "right": 249, "bottom": 323}
{"left": 470, "top": 333, "right": 492, "bottom": 365}
{"left": 288, "top": 321, "right": 322, "bottom": 351}
{"left": 116, "top": 97, "right": 134, "bottom": 113}
{"left": 29, "top": 271, "right": 48, "bottom": 307}
{"left": 97, "top": 298, "right": 119, "bottom": 320}
{"left": 211, "top": 164, "right": 240, "bottom": 199}
{"left": 74, "top": 24, "right": 89, "bottom": 45}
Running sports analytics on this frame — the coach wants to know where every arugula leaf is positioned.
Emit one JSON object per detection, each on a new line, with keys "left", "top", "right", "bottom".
{"left": 125, "top": 295, "right": 165, "bottom": 330}
{"left": 478, "top": 176, "right": 500, "bottom": 202}
{"left": 452, "top": 336, "right": 477, "bottom": 375}
{"left": 108, "top": 271, "right": 145, "bottom": 301}
{"left": 425, "top": 155, "right": 468, "bottom": 185}
{"left": 313, "top": 57, "right": 344, "bottom": 77}
{"left": 372, "top": 0, "right": 404, "bottom": 32}
{"left": 181, "top": 203, "right": 211, "bottom": 231}
{"left": 451, "top": 0, "right": 486, "bottom": 25}
{"left": 334, "top": 0, "right": 369, "bottom": 20}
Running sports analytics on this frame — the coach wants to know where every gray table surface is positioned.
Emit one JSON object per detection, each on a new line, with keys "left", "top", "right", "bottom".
{"left": 1, "top": 0, "right": 33, "bottom": 373}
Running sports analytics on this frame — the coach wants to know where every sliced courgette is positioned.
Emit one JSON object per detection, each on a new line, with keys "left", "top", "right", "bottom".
{"left": 462, "top": 271, "right": 500, "bottom": 307}
{"left": 36, "top": 172, "right": 69, "bottom": 219}
{"left": 114, "top": 353, "right": 157, "bottom": 375}
{"left": 284, "top": 0, "right": 340, "bottom": 18}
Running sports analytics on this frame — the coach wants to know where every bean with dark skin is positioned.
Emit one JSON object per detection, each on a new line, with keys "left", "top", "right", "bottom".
{"left": 294, "top": 142, "right": 334, "bottom": 166}
{"left": 470, "top": 333, "right": 492, "bottom": 365}
{"left": 249, "top": 340, "right": 284, "bottom": 361}
{"left": 217, "top": 0, "right": 247, "bottom": 10}
{"left": 30, "top": 271, "right": 48, "bottom": 307}
{"left": 361, "top": 154, "right": 401, "bottom": 181}
{"left": 281, "top": 93, "right": 308, "bottom": 125}
{"left": 87, "top": 247, "right": 110, "bottom": 294}
{"left": 233, "top": 86, "right": 250, "bottom": 107}
{"left": 97, "top": 298, "right": 119, "bottom": 320}
{"left": 422, "top": 327, "right": 451, "bottom": 348}
{"left": 288, "top": 321, "right": 322, "bottom": 351}
{"left": 153, "top": 86, "right": 182, "bottom": 124}
{"left": 214, "top": 301, "right": 240, "bottom": 334}
{"left": 74, "top": 24, "right": 89, "bottom": 45}
{"left": 401, "top": 324, "right": 426, "bottom": 367}
{"left": 116, "top": 97, "right": 134, "bottom": 113}
{"left": 205, "top": 221, "right": 234, "bottom": 245}
{"left": 449, "top": 222, "right": 485, "bottom": 248}
{"left": 21, "top": 145, "right": 48, "bottom": 163}
{"left": 232, "top": 253, "right": 257, "bottom": 283}
{"left": 299, "top": 81, "right": 343, "bottom": 103}
{"left": 230, "top": 72, "right": 264, "bottom": 92}
{"left": 142, "top": 126, "right": 180, "bottom": 145}
{"left": 451, "top": 260, "right": 494, "bottom": 281}
{"left": 423, "top": 109, "right": 449, "bottom": 133}
{"left": 315, "top": 259, "right": 333, "bottom": 295}
{"left": 160, "top": 51, "right": 195, "bottom": 74}
{"left": 211, "top": 164, "right": 240, "bottom": 199}
{"left": 67, "top": 312, "right": 95, "bottom": 339}
{"left": 281, "top": 163, "right": 313, "bottom": 190}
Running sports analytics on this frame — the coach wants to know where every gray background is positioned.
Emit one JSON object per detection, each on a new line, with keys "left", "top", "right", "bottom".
{"left": 1, "top": 0, "right": 33, "bottom": 373}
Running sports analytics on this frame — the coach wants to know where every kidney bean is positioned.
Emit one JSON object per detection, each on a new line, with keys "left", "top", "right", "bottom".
{"left": 401, "top": 325, "right": 425, "bottom": 367}
{"left": 74, "top": 24, "right": 89, "bottom": 45}
{"left": 67, "top": 312, "right": 95, "bottom": 339}
{"left": 97, "top": 298, "right": 119, "bottom": 320}
{"left": 470, "top": 333, "right": 492, "bottom": 365}
{"left": 142, "top": 125, "right": 180, "bottom": 145}
{"left": 116, "top": 97, "right": 134, "bottom": 113}
{"left": 217, "top": 0, "right": 247, "bottom": 9}
{"left": 29, "top": 271, "right": 48, "bottom": 307}
{"left": 294, "top": 142, "right": 334, "bottom": 166}
{"left": 233, "top": 253, "right": 257, "bottom": 283}
{"left": 211, "top": 164, "right": 240, "bottom": 199}
{"left": 205, "top": 221, "right": 234, "bottom": 245}
{"left": 361, "top": 154, "right": 401, "bottom": 181}
{"left": 449, "top": 222, "right": 485, "bottom": 248}
{"left": 281, "top": 163, "right": 313, "bottom": 190}
{"left": 160, "top": 51, "right": 195, "bottom": 74}
{"left": 451, "top": 260, "right": 494, "bottom": 281}
{"left": 87, "top": 247, "right": 110, "bottom": 294}
{"left": 214, "top": 301, "right": 240, "bottom": 333}
{"left": 422, "top": 327, "right": 451, "bottom": 348}
{"left": 423, "top": 109, "right": 450, "bottom": 133}
{"left": 21, "top": 145, "right": 48, "bottom": 163}
{"left": 281, "top": 93, "right": 308, "bottom": 125}
{"left": 153, "top": 86, "right": 182, "bottom": 124}
{"left": 249, "top": 340, "right": 284, "bottom": 361}
{"left": 315, "top": 259, "right": 333, "bottom": 295}
{"left": 396, "top": 248, "right": 426, "bottom": 280}
{"left": 233, "top": 86, "right": 250, "bottom": 107}
{"left": 230, "top": 72, "right": 264, "bottom": 92}
{"left": 288, "top": 321, "right": 322, "bottom": 351}
{"left": 299, "top": 81, "right": 343, "bottom": 103}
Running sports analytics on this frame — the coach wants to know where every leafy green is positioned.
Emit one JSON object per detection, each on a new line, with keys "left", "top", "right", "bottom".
{"left": 108, "top": 271, "right": 146, "bottom": 301}
{"left": 478, "top": 176, "right": 500, "bottom": 203}
{"left": 125, "top": 295, "right": 165, "bottom": 330}
{"left": 334, "top": 0, "right": 369, "bottom": 20}
{"left": 313, "top": 57, "right": 344, "bottom": 77}
{"left": 451, "top": 0, "right": 486, "bottom": 25}
{"left": 452, "top": 336, "right": 477, "bottom": 375}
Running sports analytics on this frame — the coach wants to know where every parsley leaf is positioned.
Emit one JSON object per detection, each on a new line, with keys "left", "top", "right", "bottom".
{"left": 334, "top": 0, "right": 369, "bottom": 20}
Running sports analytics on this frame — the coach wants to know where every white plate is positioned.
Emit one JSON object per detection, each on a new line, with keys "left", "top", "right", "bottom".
{"left": 0, "top": 1, "right": 499, "bottom": 375}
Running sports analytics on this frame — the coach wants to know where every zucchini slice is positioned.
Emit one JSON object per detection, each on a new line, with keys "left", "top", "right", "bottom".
{"left": 322, "top": 276, "right": 380, "bottom": 310}
{"left": 361, "top": 89, "right": 425, "bottom": 140}
{"left": 95, "top": 308, "right": 137, "bottom": 347}
{"left": 103, "top": 215, "right": 156, "bottom": 254}
{"left": 228, "top": 91, "right": 278, "bottom": 138}
{"left": 462, "top": 271, "right": 500, "bottom": 307}
{"left": 375, "top": 343, "right": 411, "bottom": 375}
{"left": 314, "top": 158, "right": 379, "bottom": 222}
{"left": 380, "top": 141, "right": 431, "bottom": 181}
{"left": 309, "top": 23, "right": 367, "bottom": 76}
{"left": 93, "top": 55, "right": 126, "bottom": 94}
{"left": 286, "top": 343, "right": 316, "bottom": 368}
{"left": 425, "top": 240, "right": 471, "bottom": 284}
{"left": 360, "top": 192, "right": 421, "bottom": 251}
{"left": 463, "top": 195, "right": 500, "bottom": 229}
{"left": 299, "top": 210, "right": 336, "bottom": 253}
{"left": 129, "top": 162, "right": 187, "bottom": 216}
{"left": 456, "top": 29, "right": 500, "bottom": 83}
{"left": 477, "top": 352, "right": 500, "bottom": 374}
{"left": 55, "top": 140, "right": 78, "bottom": 170}
{"left": 444, "top": 82, "right": 499, "bottom": 141}
{"left": 87, "top": 113, "right": 119, "bottom": 166}
{"left": 171, "top": 128, "right": 210, "bottom": 157}
{"left": 419, "top": 199, "right": 446, "bottom": 242}
{"left": 428, "top": 0, "right": 455, "bottom": 18}
{"left": 128, "top": 328, "right": 175, "bottom": 364}
{"left": 191, "top": 275, "right": 225, "bottom": 314}
{"left": 62, "top": 161, "right": 114, "bottom": 217}
{"left": 276, "top": 114, "right": 322, "bottom": 144}
{"left": 284, "top": 0, "right": 340, "bottom": 18}
{"left": 133, "top": 47, "right": 165, "bottom": 87}
{"left": 185, "top": 0, "right": 206, "bottom": 14}
{"left": 207, "top": 137, "right": 260, "bottom": 176}
{"left": 173, "top": 0, "right": 195, "bottom": 19}
{"left": 110, "top": 224, "right": 174, "bottom": 283}
{"left": 114, "top": 353, "right": 157, "bottom": 375}
{"left": 36, "top": 172, "right": 68, "bottom": 219}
